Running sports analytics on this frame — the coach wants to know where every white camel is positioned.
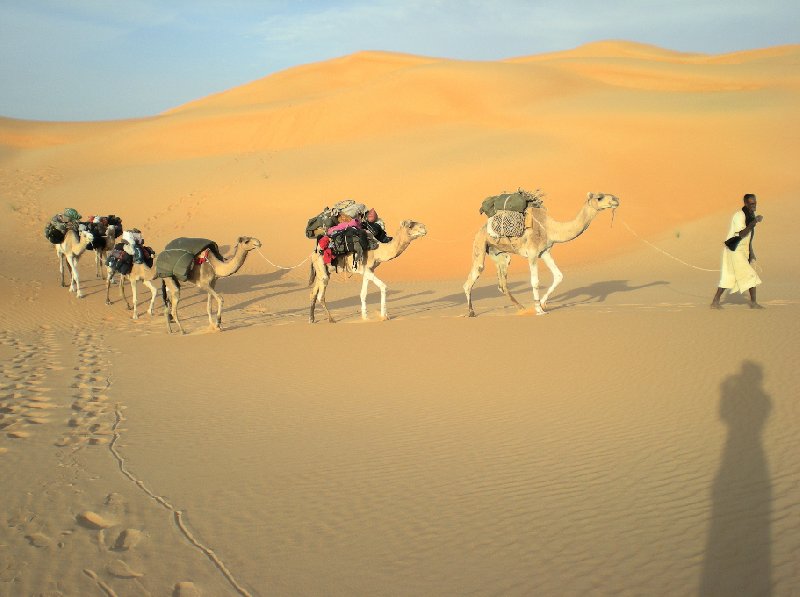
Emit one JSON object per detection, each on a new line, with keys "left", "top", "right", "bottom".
{"left": 308, "top": 220, "right": 427, "bottom": 323}
{"left": 56, "top": 227, "right": 95, "bottom": 298}
{"left": 464, "top": 192, "right": 620, "bottom": 316}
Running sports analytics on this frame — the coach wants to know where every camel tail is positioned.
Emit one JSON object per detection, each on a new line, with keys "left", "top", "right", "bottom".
{"left": 160, "top": 279, "right": 169, "bottom": 309}
{"left": 308, "top": 260, "right": 316, "bottom": 287}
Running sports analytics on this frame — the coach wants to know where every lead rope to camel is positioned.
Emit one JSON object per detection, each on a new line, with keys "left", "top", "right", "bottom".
{"left": 618, "top": 217, "right": 720, "bottom": 273}
{"left": 256, "top": 248, "right": 310, "bottom": 270}
{"left": 110, "top": 404, "right": 253, "bottom": 597}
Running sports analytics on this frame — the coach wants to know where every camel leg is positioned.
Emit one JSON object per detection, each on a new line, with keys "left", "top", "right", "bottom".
{"left": 119, "top": 274, "right": 132, "bottom": 310}
{"left": 362, "top": 268, "right": 389, "bottom": 320}
{"left": 203, "top": 280, "right": 224, "bottom": 330}
{"left": 67, "top": 256, "right": 83, "bottom": 297}
{"left": 170, "top": 283, "right": 185, "bottom": 334}
{"left": 318, "top": 277, "right": 335, "bottom": 323}
{"left": 490, "top": 252, "right": 525, "bottom": 311}
{"left": 538, "top": 251, "right": 563, "bottom": 311}
{"left": 105, "top": 270, "right": 114, "bottom": 305}
{"left": 309, "top": 259, "right": 334, "bottom": 323}
{"left": 131, "top": 277, "right": 139, "bottom": 319}
{"left": 59, "top": 252, "right": 68, "bottom": 287}
{"left": 463, "top": 232, "right": 488, "bottom": 317}
{"left": 527, "top": 255, "right": 546, "bottom": 315}
{"left": 95, "top": 251, "right": 102, "bottom": 278}
{"left": 359, "top": 271, "right": 371, "bottom": 320}
{"left": 162, "top": 279, "right": 183, "bottom": 334}
{"left": 144, "top": 280, "right": 157, "bottom": 316}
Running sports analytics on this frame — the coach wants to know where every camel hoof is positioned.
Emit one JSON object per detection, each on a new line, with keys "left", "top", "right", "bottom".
{"left": 467, "top": 311, "right": 476, "bottom": 318}
{"left": 536, "top": 310, "right": 548, "bottom": 316}
{"left": 126, "top": 305, "right": 133, "bottom": 311}
{"left": 105, "top": 300, "right": 112, "bottom": 306}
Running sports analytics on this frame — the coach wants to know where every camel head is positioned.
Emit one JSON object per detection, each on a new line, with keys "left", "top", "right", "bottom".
{"left": 237, "top": 236, "right": 262, "bottom": 251}
{"left": 78, "top": 227, "right": 95, "bottom": 247}
{"left": 587, "top": 193, "right": 620, "bottom": 212}
{"left": 400, "top": 220, "right": 428, "bottom": 240}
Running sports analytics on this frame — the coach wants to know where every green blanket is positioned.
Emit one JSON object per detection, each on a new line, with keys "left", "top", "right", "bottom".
{"left": 156, "top": 237, "right": 221, "bottom": 281}
{"left": 479, "top": 192, "right": 529, "bottom": 217}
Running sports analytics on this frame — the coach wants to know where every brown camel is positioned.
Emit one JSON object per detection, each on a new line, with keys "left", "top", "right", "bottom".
{"left": 56, "top": 227, "right": 95, "bottom": 298}
{"left": 162, "top": 236, "right": 262, "bottom": 334}
{"left": 93, "top": 229, "right": 116, "bottom": 278}
{"left": 308, "top": 220, "right": 427, "bottom": 323}
{"left": 464, "top": 192, "right": 620, "bottom": 316}
{"left": 105, "top": 260, "right": 159, "bottom": 320}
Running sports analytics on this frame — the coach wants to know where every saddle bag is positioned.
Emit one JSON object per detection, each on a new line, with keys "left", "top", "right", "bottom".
{"left": 106, "top": 248, "right": 133, "bottom": 275}
{"left": 488, "top": 209, "right": 525, "bottom": 239}
{"left": 305, "top": 208, "right": 337, "bottom": 239}
{"left": 44, "top": 222, "right": 66, "bottom": 244}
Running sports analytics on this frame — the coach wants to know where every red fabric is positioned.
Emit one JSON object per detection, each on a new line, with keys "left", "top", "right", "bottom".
{"left": 317, "top": 236, "right": 333, "bottom": 265}
{"left": 195, "top": 249, "right": 209, "bottom": 265}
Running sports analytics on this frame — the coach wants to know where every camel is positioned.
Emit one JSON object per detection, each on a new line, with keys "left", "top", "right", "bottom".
{"left": 308, "top": 220, "right": 427, "bottom": 323}
{"left": 162, "top": 236, "right": 262, "bottom": 334}
{"left": 93, "top": 230, "right": 115, "bottom": 278}
{"left": 105, "top": 260, "right": 159, "bottom": 320}
{"left": 56, "top": 227, "right": 95, "bottom": 298}
{"left": 464, "top": 192, "right": 620, "bottom": 317}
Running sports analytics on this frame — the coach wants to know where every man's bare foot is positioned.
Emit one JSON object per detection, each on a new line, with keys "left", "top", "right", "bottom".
{"left": 710, "top": 302, "right": 723, "bottom": 310}
{"left": 749, "top": 302, "right": 765, "bottom": 309}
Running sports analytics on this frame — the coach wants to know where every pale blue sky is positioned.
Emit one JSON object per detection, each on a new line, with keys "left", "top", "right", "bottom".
{"left": 1, "top": 0, "right": 798, "bottom": 121}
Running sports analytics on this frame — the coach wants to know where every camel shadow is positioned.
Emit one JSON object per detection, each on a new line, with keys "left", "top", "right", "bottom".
{"left": 410, "top": 280, "right": 530, "bottom": 313}
{"left": 699, "top": 360, "right": 772, "bottom": 596}
{"left": 548, "top": 279, "right": 669, "bottom": 309}
{"left": 213, "top": 270, "right": 295, "bottom": 296}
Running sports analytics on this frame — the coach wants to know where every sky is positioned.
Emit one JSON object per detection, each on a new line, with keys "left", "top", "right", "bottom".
{"left": 1, "top": 0, "right": 798, "bottom": 122}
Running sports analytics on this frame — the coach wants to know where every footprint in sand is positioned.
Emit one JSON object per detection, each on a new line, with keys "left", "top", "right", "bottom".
{"left": 113, "top": 528, "right": 145, "bottom": 551}
{"left": 77, "top": 511, "right": 115, "bottom": 530}
{"left": 25, "top": 532, "right": 54, "bottom": 548}
{"left": 173, "top": 581, "right": 201, "bottom": 596}
{"left": 107, "top": 558, "right": 143, "bottom": 579}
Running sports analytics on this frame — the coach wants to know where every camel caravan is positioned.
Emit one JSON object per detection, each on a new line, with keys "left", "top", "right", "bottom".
{"left": 42, "top": 188, "right": 619, "bottom": 331}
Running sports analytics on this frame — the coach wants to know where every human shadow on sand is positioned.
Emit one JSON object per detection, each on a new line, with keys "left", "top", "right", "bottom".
{"left": 699, "top": 360, "right": 772, "bottom": 596}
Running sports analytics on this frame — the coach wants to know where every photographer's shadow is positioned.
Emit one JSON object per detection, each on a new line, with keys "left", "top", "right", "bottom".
{"left": 700, "top": 361, "right": 772, "bottom": 596}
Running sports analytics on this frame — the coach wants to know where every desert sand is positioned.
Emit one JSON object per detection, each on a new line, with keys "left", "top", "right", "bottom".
{"left": 1, "top": 41, "right": 799, "bottom": 595}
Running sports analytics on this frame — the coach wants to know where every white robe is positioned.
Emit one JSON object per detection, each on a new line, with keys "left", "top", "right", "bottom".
{"left": 718, "top": 210, "right": 761, "bottom": 293}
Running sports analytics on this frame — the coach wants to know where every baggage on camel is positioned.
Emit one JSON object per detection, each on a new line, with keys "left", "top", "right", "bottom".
{"left": 106, "top": 243, "right": 133, "bottom": 275}
{"left": 155, "top": 237, "right": 223, "bottom": 282}
{"left": 479, "top": 188, "right": 545, "bottom": 218}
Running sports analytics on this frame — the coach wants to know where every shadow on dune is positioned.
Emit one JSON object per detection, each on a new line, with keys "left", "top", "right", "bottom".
{"left": 548, "top": 279, "right": 669, "bottom": 308}
{"left": 699, "top": 360, "right": 772, "bottom": 596}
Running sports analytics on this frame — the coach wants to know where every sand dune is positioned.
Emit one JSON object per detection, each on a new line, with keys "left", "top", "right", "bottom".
{"left": 1, "top": 41, "right": 799, "bottom": 595}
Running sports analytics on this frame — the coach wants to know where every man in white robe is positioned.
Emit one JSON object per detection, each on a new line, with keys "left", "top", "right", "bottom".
{"left": 711, "top": 194, "right": 763, "bottom": 309}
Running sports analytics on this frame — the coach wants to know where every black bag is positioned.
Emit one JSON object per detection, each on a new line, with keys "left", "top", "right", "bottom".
{"left": 724, "top": 236, "right": 741, "bottom": 251}
{"left": 134, "top": 245, "right": 155, "bottom": 268}
{"left": 329, "top": 227, "right": 368, "bottom": 255}
{"left": 107, "top": 246, "right": 133, "bottom": 275}
{"left": 44, "top": 223, "right": 65, "bottom": 244}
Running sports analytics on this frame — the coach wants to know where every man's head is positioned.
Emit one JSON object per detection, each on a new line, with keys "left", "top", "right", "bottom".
{"left": 743, "top": 193, "right": 757, "bottom": 212}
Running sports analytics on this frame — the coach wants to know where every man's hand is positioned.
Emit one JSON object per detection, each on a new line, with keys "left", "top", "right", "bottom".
{"left": 755, "top": 215, "right": 764, "bottom": 223}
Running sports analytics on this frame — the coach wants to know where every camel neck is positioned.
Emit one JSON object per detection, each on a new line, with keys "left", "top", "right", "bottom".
{"left": 374, "top": 231, "right": 412, "bottom": 262}
{"left": 207, "top": 243, "right": 249, "bottom": 277}
{"left": 546, "top": 203, "right": 598, "bottom": 244}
